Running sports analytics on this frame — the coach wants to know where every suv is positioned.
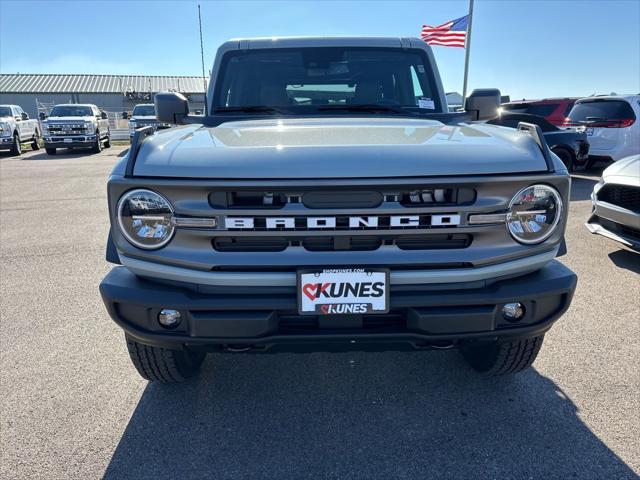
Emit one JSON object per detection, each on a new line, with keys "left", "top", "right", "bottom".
{"left": 126, "top": 103, "right": 172, "bottom": 141}
{"left": 100, "top": 37, "right": 577, "bottom": 383}
{"left": 501, "top": 98, "right": 579, "bottom": 127}
{"left": 564, "top": 95, "right": 640, "bottom": 165}
{"left": 42, "top": 104, "right": 111, "bottom": 155}
{"left": 0, "top": 105, "right": 41, "bottom": 155}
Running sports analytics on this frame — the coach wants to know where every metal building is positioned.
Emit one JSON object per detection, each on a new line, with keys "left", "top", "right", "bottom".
{"left": 0, "top": 74, "right": 206, "bottom": 118}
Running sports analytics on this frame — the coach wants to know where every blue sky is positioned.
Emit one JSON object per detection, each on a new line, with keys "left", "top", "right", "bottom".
{"left": 1, "top": 0, "right": 638, "bottom": 99}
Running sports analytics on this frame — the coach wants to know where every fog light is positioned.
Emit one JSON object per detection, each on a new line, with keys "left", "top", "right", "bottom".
{"left": 502, "top": 302, "right": 525, "bottom": 322}
{"left": 158, "top": 309, "right": 181, "bottom": 328}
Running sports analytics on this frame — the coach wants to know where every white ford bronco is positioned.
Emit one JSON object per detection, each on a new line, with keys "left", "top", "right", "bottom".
{"left": 100, "top": 37, "right": 577, "bottom": 383}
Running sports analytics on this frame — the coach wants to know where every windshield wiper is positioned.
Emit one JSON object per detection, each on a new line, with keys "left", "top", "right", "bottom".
{"left": 316, "top": 104, "right": 408, "bottom": 114}
{"left": 213, "top": 106, "right": 290, "bottom": 114}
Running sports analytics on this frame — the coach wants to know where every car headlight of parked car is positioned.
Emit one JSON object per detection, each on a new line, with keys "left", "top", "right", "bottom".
{"left": 0, "top": 122, "right": 11, "bottom": 137}
{"left": 506, "top": 185, "right": 563, "bottom": 244}
{"left": 85, "top": 122, "right": 95, "bottom": 134}
{"left": 117, "top": 189, "right": 175, "bottom": 249}
{"left": 129, "top": 120, "right": 137, "bottom": 132}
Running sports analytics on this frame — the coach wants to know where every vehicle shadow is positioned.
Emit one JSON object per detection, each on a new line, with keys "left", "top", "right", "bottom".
{"left": 608, "top": 249, "right": 640, "bottom": 273}
{"left": 103, "top": 351, "right": 636, "bottom": 479}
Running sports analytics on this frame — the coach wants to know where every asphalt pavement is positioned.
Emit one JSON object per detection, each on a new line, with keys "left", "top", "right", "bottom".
{"left": 1, "top": 146, "right": 638, "bottom": 479}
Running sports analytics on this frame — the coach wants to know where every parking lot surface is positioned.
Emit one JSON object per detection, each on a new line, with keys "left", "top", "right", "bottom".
{"left": 1, "top": 146, "right": 638, "bottom": 479}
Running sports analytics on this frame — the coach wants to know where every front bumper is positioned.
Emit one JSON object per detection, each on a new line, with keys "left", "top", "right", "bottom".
{"left": 586, "top": 192, "right": 640, "bottom": 250}
{"left": 100, "top": 260, "right": 577, "bottom": 352}
{"left": 44, "top": 135, "right": 96, "bottom": 148}
{"left": 0, "top": 136, "right": 15, "bottom": 150}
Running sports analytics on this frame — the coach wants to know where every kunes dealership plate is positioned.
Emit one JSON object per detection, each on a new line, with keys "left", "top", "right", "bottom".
{"left": 297, "top": 268, "right": 390, "bottom": 315}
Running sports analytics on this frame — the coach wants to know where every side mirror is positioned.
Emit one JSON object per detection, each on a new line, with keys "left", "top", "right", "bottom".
{"left": 465, "top": 88, "right": 501, "bottom": 121}
{"left": 21, "top": 112, "right": 29, "bottom": 120}
{"left": 122, "top": 112, "right": 129, "bottom": 119}
{"left": 39, "top": 112, "right": 47, "bottom": 120}
{"left": 155, "top": 91, "right": 189, "bottom": 125}
{"left": 101, "top": 111, "right": 108, "bottom": 120}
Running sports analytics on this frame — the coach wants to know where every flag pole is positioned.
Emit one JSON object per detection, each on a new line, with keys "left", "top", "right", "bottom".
{"left": 461, "top": 0, "right": 474, "bottom": 103}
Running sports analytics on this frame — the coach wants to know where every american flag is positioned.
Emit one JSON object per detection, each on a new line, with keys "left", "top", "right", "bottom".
{"left": 421, "top": 15, "right": 469, "bottom": 48}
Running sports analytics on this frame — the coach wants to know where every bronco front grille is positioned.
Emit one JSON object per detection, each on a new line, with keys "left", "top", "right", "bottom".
{"left": 598, "top": 185, "right": 640, "bottom": 213}
{"left": 212, "top": 233, "right": 472, "bottom": 252}
{"left": 209, "top": 187, "right": 476, "bottom": 209}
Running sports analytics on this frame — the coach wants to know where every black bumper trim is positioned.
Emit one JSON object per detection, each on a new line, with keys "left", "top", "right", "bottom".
{"left": 100, "top": 260, "right": 577, "bottom": 350}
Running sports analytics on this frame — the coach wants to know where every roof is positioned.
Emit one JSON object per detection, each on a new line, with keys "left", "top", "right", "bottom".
{"left": 221, "top": 36, "right": 423, "bottom": 50}
{"left": 0, "top": 74, "right": 206, "bottom": 94}
{"left": 503, "top": 98, "right": 579, "bottom": 105}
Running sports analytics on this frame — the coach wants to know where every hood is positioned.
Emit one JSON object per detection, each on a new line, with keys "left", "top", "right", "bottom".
{"left": 132, "top": 115, "right": 158, "bottom": 121}
{"left": 133, "top": 117, "right": 549, "bottom": 179}
{"left": 0, "top": 116, "right": 13, "bottom": 121}
{"left": 45, "top": 116, "right": 93, "bottom": 123}
{"left": 603, "top": 154, "right": 640, "bottom": 186}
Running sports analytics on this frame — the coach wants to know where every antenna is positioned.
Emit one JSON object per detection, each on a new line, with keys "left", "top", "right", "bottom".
{"left": 198, "top": 4, "right": 208, "bottom": 116}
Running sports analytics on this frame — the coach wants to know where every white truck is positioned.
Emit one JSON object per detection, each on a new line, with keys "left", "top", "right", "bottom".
{"left": 0, "top": 105, "right": 41, "bottom": 155}
{"left": 42, "top": 104, "right": 111, "bottom": 155}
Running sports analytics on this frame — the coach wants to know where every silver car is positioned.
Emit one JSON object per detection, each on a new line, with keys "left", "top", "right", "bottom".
{"left": 586, "top": 154, "right": 640, "bottom": 250}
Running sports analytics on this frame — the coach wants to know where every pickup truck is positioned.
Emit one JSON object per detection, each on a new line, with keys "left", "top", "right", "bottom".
{"left": 100, "top": 37, "right": 577, "bottom": 383}
{"left": 0, "top": 105, "right": 41, "bottom": 155}
{"left": 126, "top": 103, "right": 172, "bottom": 141}
{"left": 42, "top": 104, "right": 111, "bottom": 155}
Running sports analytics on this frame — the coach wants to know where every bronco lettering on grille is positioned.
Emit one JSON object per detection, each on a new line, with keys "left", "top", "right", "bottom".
{"left": 224, "top": 215, "right": 461, "bottom": 230}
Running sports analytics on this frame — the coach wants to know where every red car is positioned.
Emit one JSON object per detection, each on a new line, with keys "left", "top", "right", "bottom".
{"left": 500, "top": 98, "right": 579, "bottom": 127}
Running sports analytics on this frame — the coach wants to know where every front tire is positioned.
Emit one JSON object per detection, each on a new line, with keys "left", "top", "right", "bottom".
{"left": 104, "top": 131, "right": 111, "bottom": 148}
{"left": 460, "top": 335, "right": 544, "bottom": 375}
{"left": 31, "top": 129, "right": 41, "bottom": 150}
{"left": 10, "top": 133, "right": 21, "bottom": 156}
{"left": 125, "top": 336, "right": 206, "bottom": 383}
{"left": 552, "top": 147, "right": 574, "bottom": 172}
{"left": 92, "top": 132, "right": 102, "bottom": 153}
{"left": 45, "top": 147, "right": 56, "bottom": 155}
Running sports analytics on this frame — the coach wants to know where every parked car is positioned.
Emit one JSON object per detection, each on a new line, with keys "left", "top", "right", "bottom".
{"left": 99, "top": 36, "right": 577, "bottom": 383}
{"left": 564, "top": 96, "right": 640, "bottom": 167}
{"left": 41, "top": 104, "right": 111, "bottom": 155}
{"left": 501, "top": 98, "right": 579, "bottom": 127}
{"left": 126, "top": 103, "right": 172, "bottom": 141}
{"left": 0, "top": 104, "right": 41, "bottom": 155}
{"left": 487, "top": 113, "right": 589, "bottom": 171}
{"left": 586, "top": 154, "right": 640, "bottom": 250}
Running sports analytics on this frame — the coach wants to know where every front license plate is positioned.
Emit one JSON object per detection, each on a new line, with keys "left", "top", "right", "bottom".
{"left": 297, "top": 268, "right": 390, "bottom": 315}
{"left": 63, "top": 138, "right": 73, "bottom": 143}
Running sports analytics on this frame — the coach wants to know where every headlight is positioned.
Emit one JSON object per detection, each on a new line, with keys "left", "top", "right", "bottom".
{"left": 129, "top": 120, "right": 137, "bottom": 131}
{"left": 117, "top": 189, "right": 175, "bottom": 249}
{"left": 85, "top": 122, "right": 95, "bottom": 134}
{"left": 0, "top": 122, "right": 10, "bottom": 137}
{"left": 506, "top": 185, "right": 563, "bottom": 244}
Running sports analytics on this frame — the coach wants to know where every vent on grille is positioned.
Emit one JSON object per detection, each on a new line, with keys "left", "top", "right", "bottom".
{"left": 395, "top": 234, "right": 472, "bottom": 250}
{"left": 598, "top": 185, "right": 640, "bottom": 213}
{"left": 302, "top": 236, "right": 382, "bottom": 251}
{"left": 210, "top": 191, "right": 287, "bottom": 209}
{"left": 302, "top": 191, "right": 383, "bottom": 209}
{"left": 213, "top": 237, "right": 288, "bottom": 252}
{"left": 400, "top": 187, "right": 475, "bottom": 206}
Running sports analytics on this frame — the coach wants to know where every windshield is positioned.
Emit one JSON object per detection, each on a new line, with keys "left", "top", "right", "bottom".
{"left": 214, "top": 47, "right": 441, "bottom": 113}
{"left": 0, "top": 107, "right": 12, "bottom": 117}
{"left": 133, "top": 105, "right": 156, "bottom": 116}
{"left": 49, "top": 105, "right": 93, "bottom": 117}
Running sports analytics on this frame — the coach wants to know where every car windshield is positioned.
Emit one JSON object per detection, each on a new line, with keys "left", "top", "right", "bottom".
{"left": 214, "top": 47, "right": 441, "bottom": 113}
{"left": 133, "top": 105, "right": 156, "bottom": 116}
{"left": 49, "top": 106, "right": 93, "bottom": 117}
{"left": 0, "top": 106, "right": 12, "bottom": 117}
{"left": 567, "top": 100, "right": 635, "bottom": 122}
